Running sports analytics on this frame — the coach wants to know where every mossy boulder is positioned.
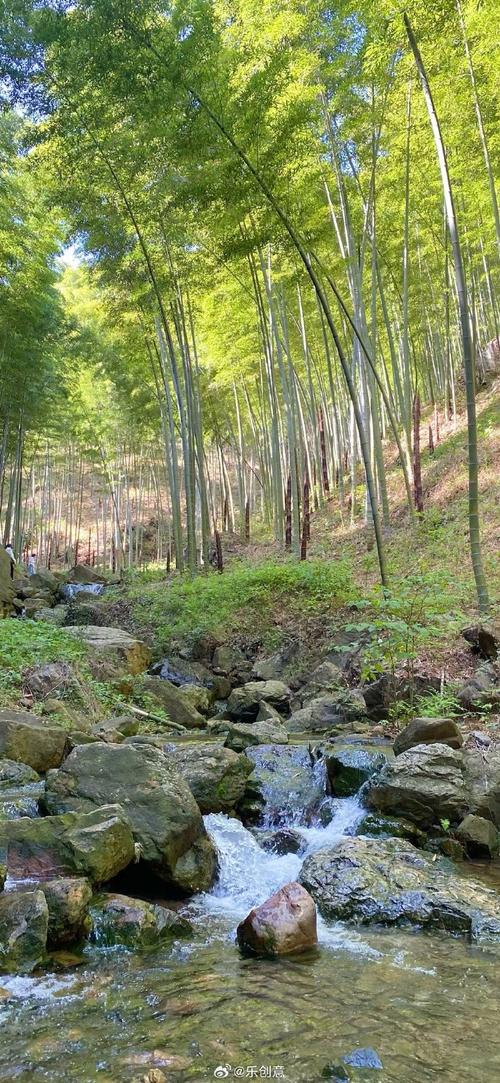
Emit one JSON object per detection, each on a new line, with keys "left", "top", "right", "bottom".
{"left": 0, "top": 711, "right": 67, "bottom": 773}
{"left": 64, "top": 626, "right": 151, "bottom": 675}
{"left": 90, "top": 893, "right": 191, "bottom": 948}
{"left": 0, "top": 890, "right": 49, "bottom": 972}
{"left": 456, "top": 814, "right": 498, "bottom": 859}
{"left": 43, "top": 742, "right": 216, "bottom": 893}
{"left": 300, "top": 836, "right": 500, "bottom": 939}
{"left": 141, "top": 676, "right": 207, "bottom": 729}
{"left": 287, "top": 690, "right": 366, "bottom": 735}
{"left": 325, "top": 747, "right": 387, "bottom": 797}
{"left": 0, "top": 758, "right": 44, "bottom": 821}
{"left": 227, "top": 681, "right": 291, "bottom": 722}
{"left": 163, "top": 742, "right": 253, "bottom": 814}
{"left": 364, "top": 743, "right": 468, "bottom": 828}
{"left": 0, "top": 804, "right": 135, "bottom": 885}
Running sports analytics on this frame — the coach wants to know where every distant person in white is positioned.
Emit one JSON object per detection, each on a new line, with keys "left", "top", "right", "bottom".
{"left": 27, "top": 551, "right": 37, "bottom": 576}
{"left": 4, "top": 543, "right": 15, "bottom": 578}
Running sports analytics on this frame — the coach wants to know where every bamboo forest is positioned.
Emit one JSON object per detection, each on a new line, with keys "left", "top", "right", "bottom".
{"left": 0, "top": 1, "right": 499, "bottom": 1081}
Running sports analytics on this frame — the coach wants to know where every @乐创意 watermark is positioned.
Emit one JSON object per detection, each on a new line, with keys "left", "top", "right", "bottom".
{"left": 213, "top": 1066, "right": 285, "bottom": 1078}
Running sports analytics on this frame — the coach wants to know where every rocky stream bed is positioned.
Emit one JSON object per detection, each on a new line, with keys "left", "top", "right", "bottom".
{"left": 1, "top": 580, "right": 500, "bottom": 1081}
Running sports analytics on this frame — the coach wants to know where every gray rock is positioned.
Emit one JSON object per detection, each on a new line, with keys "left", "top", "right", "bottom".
{"left": 394, "top": 717, "right": 463, "bottom": 755}
{"left": 23, "top": 662, "right": 74, "bottom": 699}
{"left": 246, "top": 744, "right": 327, "bottom": 826}
{"left": 300, "top": 836, "right": 500, "bottom": 939}
{"left": 462, "top": 622, "right": 500, "bottom": 660}
{"left": 223, "top": 720, "right": 289, "bottom": 752}
{"left": 69, "top": 564, "right": 106, "bottom": 585}
{"left": 325, "top": 747, "right": 387, "bottom": 796}
{"left": 287, "top": 690, "right": 366, "bottom": 734}
{"left": 0, "top": 890, "right": 48, "bottom": 972}
{"left": 252, "top": 642, "right": 299, "bottom": 682}
{"left": 458, "top": 663, "right": 498, "bottom": 711}
{"left": 34, "top": 605, "right": 69, "bottom": 625}
{"left": 40, "top": 877, "right": 92, "bottom": 947}
{"left": 43, "top": 742, "right": 216, "bottom": 893}
{"left": 212, "top": 644, "right": 246, "bottom": 674}
{"left": 456, "top": 814, "right": 498, "bottom": 859}
{"left": 298, "top": 662, "right": 344, "bottom": 704}
{"left": 227, "top": 681, "right": 291, "bottom": 722}
{"left": 364, "top": 743, "right": 468, "bottom": 827}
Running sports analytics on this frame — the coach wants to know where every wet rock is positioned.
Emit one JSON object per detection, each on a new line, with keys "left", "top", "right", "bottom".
{"left": 463, "top": 744, "right": 500, "bottom": 824}
{"left": 0, "top": 804, "right": 135, "bottom": 885}
{"left": 456, "top": 814, "right": 498, "bottom": 859}
{"left": 223, "top": 719, "right": 289, "bottom": 752}
{"left": 462, "top": 622, "right": 500, "bottom": 660}
{"left": 300, "top": 836, "right": 500, "bottom": 938}
{"left": 237, "top": 881, "right": 317, "bottom": 956}
{"left": 356, "top": 813, "right": 427, "bottom": 847}
{"left": 458, "top": 664, "right": 499, "bottom": 711}
{"left": 259, "top": 828, "right": 304, "bottom": 855}
{"left": 393, "top": 717, "right": 463, "bottom": 755}
{"left": 227, "top": 681, "right": 291, "bottom": 722}
{"left": 162, "top": 743, "right": 253, "bottom": 814}
{"left": 0, "top": 710, "right": 66, "bottom": 773}
{"left": 23, "top": 662, "right": 74, "bottom": 699}
{"left": 40, "top": 878, "right": 92, "bottom": 947}
{"left": 43, "top": 742, "right": 216, "bottom": 893}
{"left": 141, "top": 676, "right": 206, "bottom": 729}
{"left": 0, "top": 890, "right": 48, "bottom": 972}
{"left": 89, "top": 893, "right": 192, "bottom": 948}
{"left": 64, "top": 626, "right": 151, "bottom": 676}
{"left": 0, "top": 759, "right": 44, "bottom": 821}
{"left": 246, "top": 744, "right": 327, "bottom": 826}
{"left": 364, "top": 743, "right": 468, "bottom": 828}
{"left": 325, "top": 748, "right": 387, "bottom": 797}
{"left": 287, "top": 690, "right": 366, "bottom": 735}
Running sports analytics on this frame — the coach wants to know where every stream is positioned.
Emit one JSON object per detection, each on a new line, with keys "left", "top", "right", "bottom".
{"left": 1, "top": 743, "right": 500, "bottom": 1082}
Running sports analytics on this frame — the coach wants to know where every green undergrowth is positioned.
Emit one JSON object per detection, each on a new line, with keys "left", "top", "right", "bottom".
{"left": 125, "top": 558, "right": 356, "bottom": 652}
{"left": 0, "top": 619, "right": 126, "bottom": 718}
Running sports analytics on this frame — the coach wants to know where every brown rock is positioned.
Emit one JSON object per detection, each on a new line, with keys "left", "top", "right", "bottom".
{"left": 237, "top": 881, "right": 317, "bottom": 956}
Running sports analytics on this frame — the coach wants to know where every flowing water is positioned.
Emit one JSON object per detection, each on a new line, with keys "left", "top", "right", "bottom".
{"left": 1, "top": 743, "right": 500, "bottom": 1082}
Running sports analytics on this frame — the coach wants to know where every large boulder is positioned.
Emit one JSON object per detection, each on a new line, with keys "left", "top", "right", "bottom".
{"left": 69, "top": 564, "right": 106, "bottom": 585}
{"left": 287, "top": 690, "right": 366, "bottom": 734}
{"left": 141, "top": 676, "right": 206, "bottom": 729}
{"left": 462, "top": 622, "right": 500, "bottom": 660}
{"left": 0, "top": 758, "right": 44, "bottom": 820}
{"left": 90, "top": 893, "right": 191, "bottom": 948}
{"left": 297, "top": 661, "right": 345, "bottom": 704}
{"left": 43, "top": 742, "right": 216, "bottom": 893}
{"left": 227, "top": 681, "right": 291, "bottom": 722}
{"left": 237, "top": 882, "right": 317, "bottom": 956}
{"left": 23, "top": 662, "right": 74, "bottom": 699}
{"left": 64, "top": 626, "right": 151, "bottom": 675}
{"left": 40, "top": 877, "right": 92, "bottom": 947}
{"left": 364, "top": 743, "right": 468, "bottom": 827}
{"left": 212, "top": 644, "right": 247, "bottom": 676}
{"left": 0, "top": 890, "right": 48, "bottom": 972}
{"left": 325, "top": 747, "right": 387, "bottom": 797}
{"left": 458, "top": 663, "right": 498, "bottom": 711}
{"left": 0, "top": 711, "right": 66, "bottom": 772}
{"left": 299, "top": 836, "right": 500, "bottom": 939}
{"left": 463, "top": 744, "right": 500, "bottom": 824}
{"left": 393, "top": 717, "right": 463, "bottom": 756}
{"left": 252, "top": 642, "right": 299, "bottom": 682}
{"left": 223, "top": 720, "right": 289, "bottom": 752}
{"left": 150, "top": 658, "right": 230, "bottom": 703}
{"left": 28, "top": 569, "right": 59, "bottom": 594}
{"left": 0, "top": 804, "right": 135, "bottom": 885}
{"left": 162, "top": 742, "right": 253, "bottom": 814}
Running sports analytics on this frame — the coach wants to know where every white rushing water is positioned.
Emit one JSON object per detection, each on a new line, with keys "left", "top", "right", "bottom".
{"left": 197, "top": 794, "right": 365, "bottom": 934}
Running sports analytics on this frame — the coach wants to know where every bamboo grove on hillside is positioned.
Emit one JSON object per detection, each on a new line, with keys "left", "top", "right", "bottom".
{"left": 0, "top": 0, "right": 498, "bottom": 608}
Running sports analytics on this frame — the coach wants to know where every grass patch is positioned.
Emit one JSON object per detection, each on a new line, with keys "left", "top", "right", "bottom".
{"left": 126, "top": 557, "right": 355, "bottom": 651}
{"left": 0, "top": 619, "right": 126, "bottom": 719}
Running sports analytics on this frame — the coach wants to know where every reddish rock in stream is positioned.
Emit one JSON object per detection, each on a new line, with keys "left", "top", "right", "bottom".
{"left": 237, "top": 881, "right": 318, "bottom": 956}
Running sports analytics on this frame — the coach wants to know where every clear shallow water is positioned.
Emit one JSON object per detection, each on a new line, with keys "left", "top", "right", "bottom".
{"left": 1, "top": 746, "right": 500, "bottom": 1082}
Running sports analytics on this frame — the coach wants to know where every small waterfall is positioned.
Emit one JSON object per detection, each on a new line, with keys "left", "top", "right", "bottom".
{"left": 61, "top": 582, "right": 105, "bottom": 601}
{"left": 199, "top": 794, "right": 365, "bottom": 925}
